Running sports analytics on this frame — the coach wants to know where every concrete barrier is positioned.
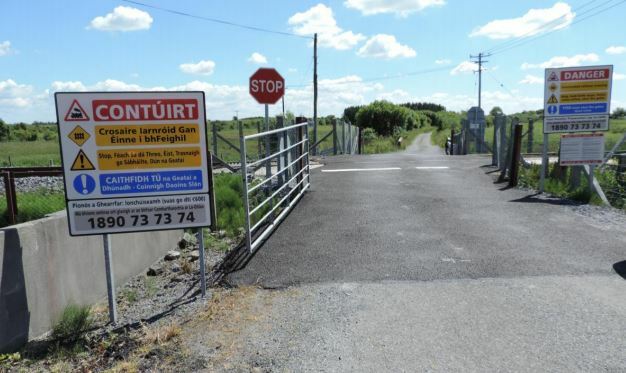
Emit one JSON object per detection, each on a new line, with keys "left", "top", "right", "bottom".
{"left": 0, "top": 211, "right": 182, "bottom": 352}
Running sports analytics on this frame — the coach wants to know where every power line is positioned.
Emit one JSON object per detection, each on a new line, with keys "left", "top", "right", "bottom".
{"left": 287, "top": 66, "right": 451, "bottom": 88}
{"left": 120, "top": 0, "right": 311, "bottom": 39}
{"left": 488, "top": 0, "right": 626, "bottom": 55}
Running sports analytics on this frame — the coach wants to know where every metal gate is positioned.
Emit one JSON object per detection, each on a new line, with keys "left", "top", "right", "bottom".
{"left": 239, "top": 120, "right": 311, "bottom": 252}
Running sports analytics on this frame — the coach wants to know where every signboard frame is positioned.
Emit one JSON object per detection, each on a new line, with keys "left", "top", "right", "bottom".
{"left": 55, "top": 91, "right": 213, "bottom": 237}
{"left": 543, "top": 65, "right": 613, "bottom": 134}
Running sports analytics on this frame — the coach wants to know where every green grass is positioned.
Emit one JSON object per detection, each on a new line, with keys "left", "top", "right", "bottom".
{"left": 0, "top": 190, "right": 66, "bottom": 227}
{"left": 0, "top": 140, "right": 61, "bottom": 167}
{"left": 483, "top": 118, "right": 626, "bottom": 154}
{"left": 51, "top": 304, "right": 93, "bottom": 345}
{"left": 363, "top": 126, "right": 434, "bottom": 155}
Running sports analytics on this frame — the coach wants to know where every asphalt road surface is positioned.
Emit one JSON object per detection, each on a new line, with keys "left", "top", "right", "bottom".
{"left": 207, "top": 133, "right": 626, "bottom": 372}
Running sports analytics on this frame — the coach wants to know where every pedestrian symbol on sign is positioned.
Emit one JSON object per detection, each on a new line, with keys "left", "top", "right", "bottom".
{"left": 547, "top": 105, "right": 558, "bottom": 115}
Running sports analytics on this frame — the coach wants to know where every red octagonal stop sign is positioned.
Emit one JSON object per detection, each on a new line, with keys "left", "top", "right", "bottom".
{"left": 249, "top": 68, "right": 285, "bottom": 105}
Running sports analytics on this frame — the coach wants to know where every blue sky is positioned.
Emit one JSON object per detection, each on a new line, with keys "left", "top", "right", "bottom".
{"left": 0, "top": 0, "right": 625, "bottom": 122}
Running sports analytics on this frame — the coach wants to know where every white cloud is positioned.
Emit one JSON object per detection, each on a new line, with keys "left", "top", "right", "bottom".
{"left": 89, "top": 6, "right": 153, "bottom": 32}
{"left": 288, "top": 4, "right": 365, "bottom": 50}
{"left": 179, "top": 60, "right": 216, "bottom": 75}
{"left": 288, "top": 68, "right": 298, "bottom": 73}
{"left": 606, "top": 46, "right": 626, "bottom": 55}
{"left": 0, "top": 79, "right": 38, "bottom": 110}
{"left": 435, "top": 58, "right": 451, "bottom": 65}
{"left": 0, "top": 41, "right": 12, "bottom": 56}
{"left": 470, "top": 2, "right": 574, "bottom": 39}
{"left": 518, "top": 74, "right": 543, "bottom": 84}
{"left": 248, "top": 52, "right": 268, "bottom": 64}
{"left": 357, "top": 34, "right": 416, "bottom": 59}
{"left": 51, "top": 81, "right": 87, "bottom": 91}
{"left": 344, "top": 0, "right": 445, "bottom": 17}
{"left": 614, "top": 73, "right": 625, "bottom": 81}
{"left": 521, "top": 53, "right": 599, "bottom": 69}
{"left": 376, "top": 89, "right": 416, "bottom": 103}
{"left": 450, "top": 61, "right": 478, "bottom": 75}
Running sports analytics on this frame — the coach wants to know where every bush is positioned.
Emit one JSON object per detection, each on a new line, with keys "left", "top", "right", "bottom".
{"left": 355, "top": 100, "right": 421, "bottom": 136}
{"left": 214, "top": 173, "right": 245, "bottom": 236}
{"left": 362, "top": 128, "right": 377, "bottom": 142}
{"left": 51, "top": 304, "right": 93, "bottom": 344}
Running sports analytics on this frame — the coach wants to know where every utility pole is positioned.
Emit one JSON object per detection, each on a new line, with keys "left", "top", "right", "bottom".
{"left": 470, "top": 52, "right": 491, "bottom": 110}
{"left": 313, "top": 33, "right": 318, "bottom": 155}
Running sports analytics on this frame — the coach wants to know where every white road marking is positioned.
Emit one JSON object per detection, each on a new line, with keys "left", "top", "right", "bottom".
{"left": 322, "top": 167, "right": 402, "bottom": 173}
{"left": 415, "top": 166, "right": 449, "bottom": 170}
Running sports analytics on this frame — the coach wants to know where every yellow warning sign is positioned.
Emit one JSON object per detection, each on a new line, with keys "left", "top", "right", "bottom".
{"left": 94, "top": 124, "right": 200, "bottom": 146}
{"left": 560, "top": 92, "right": 608, "bottom": 104}
{"left": 560, "top": 81, "right": 609, "bottom": 92}
{"left": 547, "top": 94, "right": 559, "bottom": 104}
{"left": 71, "top": 149, "right": 96, "bottom": 171}
{"left": 97, "top": 147, "right": 202, "bottom": 170}
{"left": 68, "top": 126, "right": 91, "bottom": 147}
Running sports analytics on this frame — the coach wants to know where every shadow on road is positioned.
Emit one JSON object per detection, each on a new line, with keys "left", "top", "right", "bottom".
{"left": 508, "top": 193, "right": 582, "bottom": 206}
{"left": 612, "top": 261, "right": 626, "bottom": 280}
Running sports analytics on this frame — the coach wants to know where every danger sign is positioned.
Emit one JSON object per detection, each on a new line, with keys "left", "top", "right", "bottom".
{"left": 55, "top": 91, "right": 212, "bottom": 236}
{"left": 249, "top": 68, "right": 285, "bottom": 105}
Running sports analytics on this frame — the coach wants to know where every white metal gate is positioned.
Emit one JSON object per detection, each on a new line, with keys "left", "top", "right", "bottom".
{"left": 239, "top": 121, "right": 310, "bottom": 252}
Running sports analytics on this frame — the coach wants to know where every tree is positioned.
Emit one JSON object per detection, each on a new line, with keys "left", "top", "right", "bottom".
{"left": 342, "top": 105, "right": 362, "bottom": 125}
{"left": 489, "top": 106, "right": 503, "bottom": 117}
{"left": 611, "top": 107, "right": 626, "bottom": 119}
{"left": 0, "top": 118, "right": 7, "bottom": 141}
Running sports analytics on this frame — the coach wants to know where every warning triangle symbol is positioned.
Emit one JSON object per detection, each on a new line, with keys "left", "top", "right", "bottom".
{"left": 548, "top": 71, "right": 559, "bottom": 81}
{"left": 70, "top": 149, "right": 96, "bottom": 171}
{"left": 547, "top": 94, "right": 558, "bottom": 104}
{"left": 64, "top": 100, "right": 90, "bottom": 121}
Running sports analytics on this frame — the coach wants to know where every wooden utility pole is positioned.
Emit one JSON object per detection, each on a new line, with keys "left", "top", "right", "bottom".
{"left": 470, "top": 52, "right": 491, "bottom": 110}
{"left": 313, "top": 33, "right": 318, "bottom": 156}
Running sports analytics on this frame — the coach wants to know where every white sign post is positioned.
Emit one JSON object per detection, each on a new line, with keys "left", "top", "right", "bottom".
{"left": 55, "top": 91, "right": 213, "bottom": 322}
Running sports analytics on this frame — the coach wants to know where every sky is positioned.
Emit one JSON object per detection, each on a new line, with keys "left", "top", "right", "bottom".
{"left": 0, "top": 0, "right": 625, "bottom": 123}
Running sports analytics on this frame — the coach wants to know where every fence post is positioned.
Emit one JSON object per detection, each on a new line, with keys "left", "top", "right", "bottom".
{"left": 256, "top": 121, "right": 262, "bottom": 159}
{"left": 211, "top": 120, "right": 218, "bottom": 156}
{"left": 277, "top": 116, "right": 285, "bottom": 187}
{"left": 527, "top": 119, "right": 534, "bottom": 154}
{"left": 491, "top": 116, "right": 498, "bottom": 165}
{"left": 357, "top": 127, "right": 362, "bottom": 154}
{"left": 450, "top": 129, "right": 455, "bottom": 156}
{"left": 499, "top": 116, "right": 507, "bottom": 170}
{"left": 342, "top": 121, "right": 346, "bottom": 154}
{"left": 539, "top": 133, "right": 549, "bottom": 193}
{"left": 2, "top": 171, "right": 17, "bottom": 225}
{"left": 509, "top": 123, "right": 523, "bottom": 187}
{"left": 332, "top": 118, "right": 338, "bottom": 155}
{"left": 295, "top": 117, "right": 307, "bottom": 193}
{"left": 239, "top": 122, "right": 252, "bottom": 252}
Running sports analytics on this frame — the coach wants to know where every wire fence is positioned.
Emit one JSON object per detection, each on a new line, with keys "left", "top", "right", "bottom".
{"left": 0, "top": 168, "right": 66, "bottom": 227}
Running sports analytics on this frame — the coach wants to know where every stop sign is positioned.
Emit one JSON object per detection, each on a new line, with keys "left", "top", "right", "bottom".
{"left": 249, "top": 68, "right": 285, "bottom": 105}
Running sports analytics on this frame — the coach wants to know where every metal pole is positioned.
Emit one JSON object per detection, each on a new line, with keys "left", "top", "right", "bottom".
{"left": 491, "top": 118, "right": 498, "bottom": 165}
{"left": 239, "top": 123, "right": 252, "bottom": 252}
{"left": 588, "top": 164, "right": 595, "bottom": 195}
{"left": 332, "top": 118, "right": 337, "bottom": 155}
{"left": 103, "top": 234, "right": 117, "bottom": 324}
{"left": 540, "top": 133, "right": 549, "bottom": 193}
{"left": 197, "top": 228, "right": 206, "bottom": 298}
{"left": 478, "top": 53, "right": 482, "bottom": 109}
{"left": 264, "top": 105, "right": 271, "bottom": 180}
{"left": 342, "top": 120, "right": 346, "bottom": 154}
{"left": 313, "top": 33, "right": 318, "bottom": 156}
{"left": 348, "top": 122, "right": 352, "bottom": 154}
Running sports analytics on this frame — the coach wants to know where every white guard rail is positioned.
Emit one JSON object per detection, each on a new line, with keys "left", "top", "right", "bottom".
{"left": 239, "top": 121, "right": 311, "bottom": 252}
